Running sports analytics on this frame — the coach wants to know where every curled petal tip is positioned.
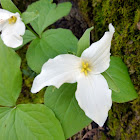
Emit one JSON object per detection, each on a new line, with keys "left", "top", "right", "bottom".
{"left": 15, "top": 12, "right": 20, "bottom": 17}
{"left": 31, "top": 88, "right": 36, "bottom": 94}
{"left": 31, "top": 83, "right": 38, "bottom": 94}
{"left": 109, "top": 23, "right": 115, "bottom": 33}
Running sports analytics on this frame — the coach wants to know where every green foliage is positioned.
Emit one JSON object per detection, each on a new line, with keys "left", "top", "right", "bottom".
{"left": 26, "top": 28, "right": 78, "bottom": 73}
{"left": 103, "top": 56, "right": 138, "bottom": 103}
{"left": 0, "top": 39, "right": 22, "bottom": 106}
{"left": 77, "top": 27, "right": 93, "bottom": 57}
{"left": 102, "top": 71, "right": 119, "bottom": 93}
{"left": 0, "top": 0, "right": 20, "bottom": 13}
{"left": 25, "top": 0, "right": 72, "bottom": 35}
{"left": 0, "top": 104, "right": 65, "bottom": 140}
{"left": 45, "top": 83, "right": 91, "bottom": 139}
{"left": 22, "top": 30, "right": 37, "bottom": 46}
{"left": 21, "top": 11, "right": 39, "bottom": 24}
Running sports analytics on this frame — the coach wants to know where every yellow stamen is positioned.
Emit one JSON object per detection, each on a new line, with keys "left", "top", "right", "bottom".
{"left": 82, "top": 62, "right": 85, "bottom": 67}
{"left": 8, "top": 16, "right": 17, "bottom": 24}
{"left": 84, "top": 70, "right": 88, "bottom": 76}
{"left": 81, "top": 61, "right": 91, "bottom": 76}
{"left": 83, "top": 65, "right": 87, "bottom": 68}
{"left": 81, "top": 68, "right": 85, "bottom": 72}
{"left": 87, "top": 68, "right": 91, "bottom": 72}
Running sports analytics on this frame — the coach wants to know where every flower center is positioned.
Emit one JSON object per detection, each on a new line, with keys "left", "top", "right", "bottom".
{"left": 81, "top": 61, "right": 91, "bottom": 76}
{"left": 8, "top": 16, "right": 17, "bottom": 24}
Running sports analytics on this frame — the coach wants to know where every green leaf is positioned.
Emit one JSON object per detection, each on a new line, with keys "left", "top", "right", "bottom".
{"left": 0, "top": 0, "right": 20, "bottom": 13}
{"left": 40, "top": 0, "right": 53, "bottom": 2}
{"left": 103, "top": 56, "right": 138, "bottom": 103}
{"left": 0, "top": 107, "right": 17, "bottom": 139}
{"left": 0, "top": 104, "right": 65, "bottom": 140}
{"left": 0, "top": 39, "right": 22, "bottom": 106}
{"left": 102, "top": 71, "right": 120, "bottom": 92}
{"left": 45, "top": 83, "right": 91, "bottom": 139}
{"left": 22, "top": 30, "right": 37, "bottom": 46}
{"left": 26, "top": 0, "right": 72, "bottom": 35}
{"left": 21, "top": 11, "right": 39, "bottom": 24}
{"left": 76, "top": 27, "right": 93, "bottom": 57}
{"left": 26, "top": 28, "right": 78, "bottom": 73}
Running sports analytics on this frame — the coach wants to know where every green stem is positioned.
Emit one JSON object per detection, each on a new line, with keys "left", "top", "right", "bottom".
{"left": 26, "top": 25, "right": 39, "bottom": 38}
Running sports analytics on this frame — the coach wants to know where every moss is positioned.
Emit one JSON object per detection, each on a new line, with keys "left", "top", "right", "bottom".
{"left": 99, "top": 131, "right": 108, "bottom": 140}
{"left": 78, "top": 0, "right": 140, "bottom": 139}
{"left": 16, "top": 46, "right": 45, "bottom": 105}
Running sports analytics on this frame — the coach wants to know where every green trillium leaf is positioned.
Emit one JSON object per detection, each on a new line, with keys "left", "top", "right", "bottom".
{"left": 45, "top": 83, "right": 91, "bottom": 139}
{"left": 102, "top": 71, "right": 120, "bottom": 93}
{"left": 77, "top": 27, "right": 93, "bottom": 57}
{"left": 0, "top": 0, "right": 21, "bottom": 14}
{"left": 21, "top": 11, "right": 39, "bottom": 24}
{"left": 26, "top": 0, "right": 72, "bottom": 35}
{"left": 103, "top": 56, "right": 138, "bottom": 103}
{"left": 0, "top": 104, "right": 65, "bottom": 140}
{"left": 40, "top": 0, "right": 53, "bottom": 3}
{"left": 22, "top": 30, "right": 37, "bottom": 46}
{"left": 0, "top": 38, "right": 22, "bottom": 106}
{"left": 26, "top": 28, "right": 78, "bottom": 73}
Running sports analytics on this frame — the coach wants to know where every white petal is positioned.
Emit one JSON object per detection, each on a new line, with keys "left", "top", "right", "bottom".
{"left": 1, "top": 32, "right": 23, "bottom": 48}
{"left": 1, "top": 13, "right": 25, "bottom": 48}
{"left": 0, "top": 21, "right": 6, "bottom": 32}
{"left": 12, "top": 13, "right": 25, "bottom": 36}
{"left": 31, "top": 54, "right": 81, "bottom": 93}
{"left": 75, "top": 74, "right": 112, "bottom": 127}
{"left": 0, "top": 9, "right": 13, "bottom": 21}
{"left": 0, "top": 9, "right": 13, "bottom": 31}
{"left": 81, "top": 23, "right": 115, "bottom": 74}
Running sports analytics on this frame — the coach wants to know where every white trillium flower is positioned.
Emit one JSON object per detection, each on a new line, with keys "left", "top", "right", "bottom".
{"left": 31, "top": 23, "right": 115, "bottom": 126}
{"left": 0, "top": 9, "right": 25, "bottom": 48}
